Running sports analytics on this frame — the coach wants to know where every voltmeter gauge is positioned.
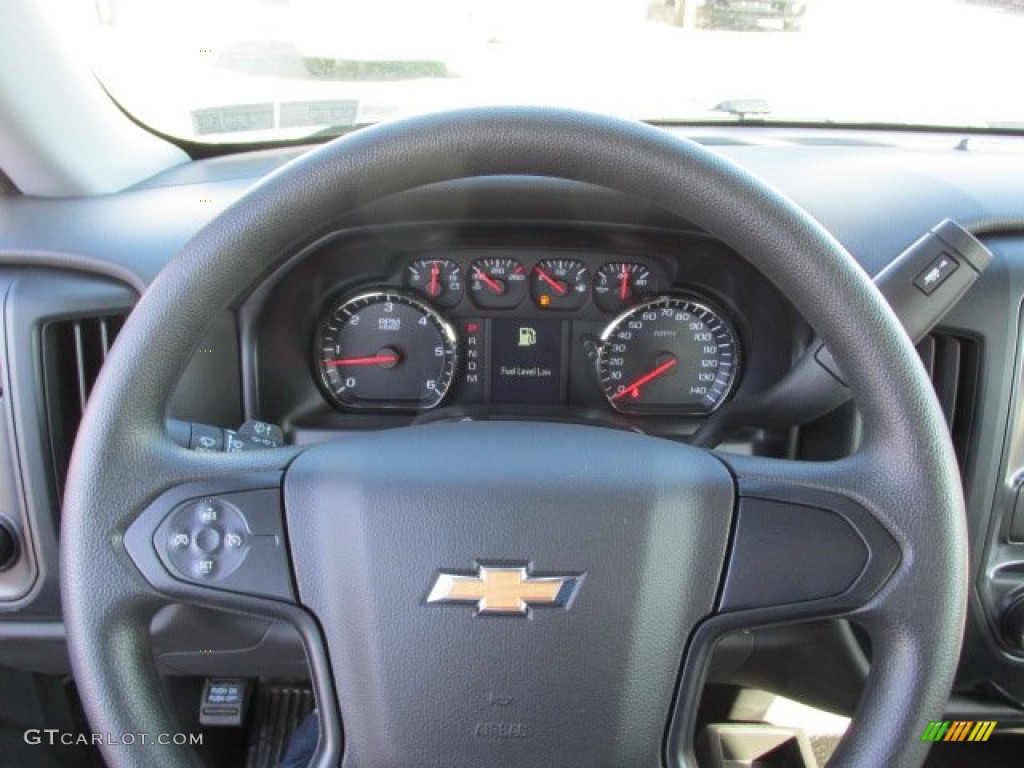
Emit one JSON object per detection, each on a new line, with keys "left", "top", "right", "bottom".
{"left": 597, "top": 296, "right": 740, "bottom": 414}
{"left": 593, "top": 262, "right": 656, "bottom": 312}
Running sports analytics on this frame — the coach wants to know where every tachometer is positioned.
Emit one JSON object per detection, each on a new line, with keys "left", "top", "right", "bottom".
{"left": 597, "top": 296, "right": 740, "bottom": 414}
{"left": 315, "top": 291, "right": 458, "bottom": 411}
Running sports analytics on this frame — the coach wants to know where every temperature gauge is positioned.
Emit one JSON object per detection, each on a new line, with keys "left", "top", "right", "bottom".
{"left": 468, "top": 258, "right": 528, "bottom": 309}
{"left": 406, "top": 259, "right": 462, "bottom": 308}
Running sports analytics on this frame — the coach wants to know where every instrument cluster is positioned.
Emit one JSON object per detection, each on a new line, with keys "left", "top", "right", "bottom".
{"left": 312, "top": 253, "right": 742, "bottom": 416}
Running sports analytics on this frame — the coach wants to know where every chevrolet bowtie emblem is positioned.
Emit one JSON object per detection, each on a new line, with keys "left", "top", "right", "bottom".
{"left": 427, "top": 564, "right": 582, "bottom": 616}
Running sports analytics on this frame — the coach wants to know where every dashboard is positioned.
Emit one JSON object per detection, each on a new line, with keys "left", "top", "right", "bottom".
{"left": 245, "top": 223, "right": 797, "bottom": 439}
{"left": 2, "top": 126, "right": 1024, "bottom": 731}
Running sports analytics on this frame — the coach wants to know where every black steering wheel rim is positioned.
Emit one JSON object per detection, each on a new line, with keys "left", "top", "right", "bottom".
{"left": 61, "top": 107, "right": 966, "bottom": 768}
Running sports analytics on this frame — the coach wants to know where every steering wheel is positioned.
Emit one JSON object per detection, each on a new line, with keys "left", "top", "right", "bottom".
{"left": 61, "top": 108, "right": 966, "bottom": 768}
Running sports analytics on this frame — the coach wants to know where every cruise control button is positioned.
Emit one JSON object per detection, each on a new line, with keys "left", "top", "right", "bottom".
{"left": 197, "top": 502, "right": 219, "bottom": 524}
{"left": 194, "top": 526, "right": 222, "bottom": 553}
{"left": 150, "top": 488, "right": 291, "bottom": 598}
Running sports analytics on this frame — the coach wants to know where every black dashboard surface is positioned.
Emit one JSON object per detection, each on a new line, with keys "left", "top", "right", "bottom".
{"left": 1, "top": 125, "right": 1024, "bottom": 718}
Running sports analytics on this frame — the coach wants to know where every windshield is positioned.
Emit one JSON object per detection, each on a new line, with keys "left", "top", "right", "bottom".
{"left": 48, "top": 0, "right": 1024, "bottom": 143}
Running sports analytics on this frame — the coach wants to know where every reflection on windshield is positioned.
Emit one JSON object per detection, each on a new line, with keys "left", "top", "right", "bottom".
{"left": 49, "top": 0, "right": 1024, "bottom": 142}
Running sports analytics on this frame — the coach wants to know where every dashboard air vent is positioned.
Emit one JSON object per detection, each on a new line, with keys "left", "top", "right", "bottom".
{"left": 41, "top": 314, "right": 126, "bottom": 499}
{"left": 917, "top": 332, "right": 980, "bottom": 467}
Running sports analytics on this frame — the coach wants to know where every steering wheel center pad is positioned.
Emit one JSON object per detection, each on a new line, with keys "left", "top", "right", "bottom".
{"left": 284, "top": 421, "right": 733, "bottom": 766}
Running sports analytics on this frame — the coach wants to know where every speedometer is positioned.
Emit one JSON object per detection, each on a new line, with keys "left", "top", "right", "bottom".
{"left": 597, "top": 296, "right": 740, "bottom": 414}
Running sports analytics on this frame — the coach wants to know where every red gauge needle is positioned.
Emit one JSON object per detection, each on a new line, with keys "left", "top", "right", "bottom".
{"left": 473, "top": 268, "right": 505, "bottom": 295}
{"left": 619, "top": 265, "right": 629, "bottom": 301}
{"left": 325, "top": 354, "right": 399, "bottom": 367}
{"left": 428, "top": 262, "right": 440, "bottom": 296}
{"left": 534, "top": 266, "right": 568, "bottom": 296}
{"left": 612, "top": 358, "right": 678, "bottom": 400}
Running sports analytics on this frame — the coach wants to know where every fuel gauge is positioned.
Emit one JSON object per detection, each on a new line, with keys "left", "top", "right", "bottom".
{"left": 531, "top": 259, "right": 589, "bottom": 310}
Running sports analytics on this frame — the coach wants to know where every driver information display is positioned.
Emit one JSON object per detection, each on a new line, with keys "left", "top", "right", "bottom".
{"left": 490, "top": 319, "right": 563, "bottom": 403}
